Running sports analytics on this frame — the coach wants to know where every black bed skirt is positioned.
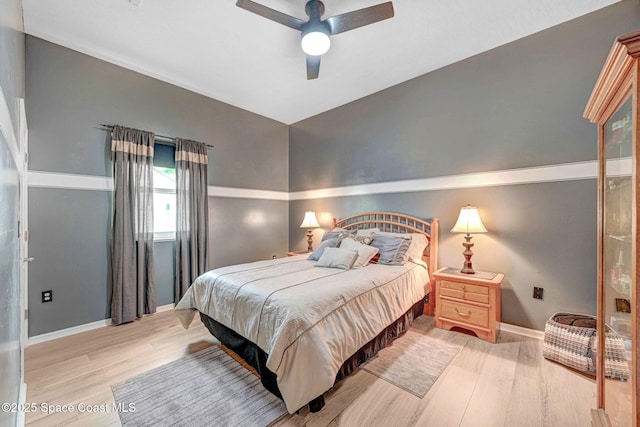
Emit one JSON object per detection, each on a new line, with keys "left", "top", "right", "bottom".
{"left": 199, "top": 298, "right": 425, "bottom": 413}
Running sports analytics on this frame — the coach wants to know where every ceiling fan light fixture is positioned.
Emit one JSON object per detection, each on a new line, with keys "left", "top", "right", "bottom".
{"left": 301, "top": 30, "right": 330, "bottom": 56}
{"left": 236, "top": 0, "right": 395, "bottom": 78}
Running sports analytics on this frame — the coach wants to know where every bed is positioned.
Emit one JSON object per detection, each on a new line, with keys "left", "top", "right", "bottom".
{"left": 175, "top": 212, "right": 439, "bottom": 414}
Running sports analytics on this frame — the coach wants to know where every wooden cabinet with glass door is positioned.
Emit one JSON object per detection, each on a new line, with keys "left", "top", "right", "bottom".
{"left": 584, "top": 29, "right": 640, "bottom": 427}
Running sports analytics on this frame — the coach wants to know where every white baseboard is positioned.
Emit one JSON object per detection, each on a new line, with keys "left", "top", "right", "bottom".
{"left": 155, "top": 303, "right": 175, "bottom": 313}
{"left": 27, "top": 303, "right": 175, "bottom": 346}
{"left": 28, "top": 318, "right": 112, "bottom": 346}
{"left": 500, "top": 322, "right": 545, "bottom": 340}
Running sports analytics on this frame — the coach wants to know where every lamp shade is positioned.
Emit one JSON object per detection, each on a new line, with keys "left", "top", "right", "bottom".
{"left": 450, "top": 205, "right": 487, "bottom": 234}
{"left": 300, "top": 211, "right": 320, "bottom": 228}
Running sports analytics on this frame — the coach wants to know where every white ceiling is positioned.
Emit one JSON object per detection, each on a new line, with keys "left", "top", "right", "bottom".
{"left": 22, "top": 0, "right": 621, "bottom": 125}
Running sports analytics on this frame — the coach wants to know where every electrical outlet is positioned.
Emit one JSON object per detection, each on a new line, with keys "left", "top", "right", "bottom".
{"left": 533, "top": 287, "right": 544, "bottom": 300}
{"left": 42, "top": 290, "right": 53, "bottom": 303}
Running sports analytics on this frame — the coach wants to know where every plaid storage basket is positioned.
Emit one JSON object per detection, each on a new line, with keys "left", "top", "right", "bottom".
{"left": 543, "top": 312, "right": 629, "bottom": 380}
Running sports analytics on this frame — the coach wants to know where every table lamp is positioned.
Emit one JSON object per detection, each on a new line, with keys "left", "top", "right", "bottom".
{"left": 450, "top": 205, "right": 487, "bottom": 274}
{"left": 300, "top": 211, "right": 320, "bottom": 251}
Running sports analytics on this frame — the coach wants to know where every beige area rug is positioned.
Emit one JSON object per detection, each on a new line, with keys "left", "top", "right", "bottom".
{"left": 112, "top": 345, "right": 287, "bottom": 427}
{"left": 362, "top": 315, "right": 469, "bottom": 398}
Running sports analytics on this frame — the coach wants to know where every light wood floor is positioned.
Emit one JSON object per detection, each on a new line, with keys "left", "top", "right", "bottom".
{"left": 24, "top": 310, "right": 596, "bottom": 427}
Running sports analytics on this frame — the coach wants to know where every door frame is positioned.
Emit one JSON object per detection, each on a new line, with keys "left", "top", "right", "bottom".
{"left": 19, "top": 99, "right": 28, "bottom": 347}
{"left": 18, "top": 98, "right": 28, "bottom": 421}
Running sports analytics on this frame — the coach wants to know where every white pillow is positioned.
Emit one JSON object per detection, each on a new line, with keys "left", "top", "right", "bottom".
{"left": 407, "top": 233, "right": 429, "bottom": 262}
{"left": 339, "top": 237, "right": 379, "bottom": 268}
{"left": 411, "top": 258, "right": 429, "bottom": 271}
{"left": 315, "top": 247, "right": 358, "bottom": 270}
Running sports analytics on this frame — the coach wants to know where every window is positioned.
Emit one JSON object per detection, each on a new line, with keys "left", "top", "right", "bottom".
{"left": 153, "top": 144, "right": 176, "bottom": 240}
{"left": 153, "top": 167, "right": 176, "bottom": 240}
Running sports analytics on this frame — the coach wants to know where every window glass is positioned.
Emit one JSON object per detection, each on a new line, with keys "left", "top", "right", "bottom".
{"left": 153, "top": 166, "right": 176, "bottom": 240}
{"left": 154, "top": 143, "right": 176, "bottom": 168}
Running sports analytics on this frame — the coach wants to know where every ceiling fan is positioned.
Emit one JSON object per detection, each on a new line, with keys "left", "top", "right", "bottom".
{"left": 236, "top": 0, "right": 394, "bottom": 79}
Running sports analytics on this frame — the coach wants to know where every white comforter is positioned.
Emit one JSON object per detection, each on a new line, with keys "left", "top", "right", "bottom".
{"left": 175, "top": 255, "right": 431, "bottom": 413}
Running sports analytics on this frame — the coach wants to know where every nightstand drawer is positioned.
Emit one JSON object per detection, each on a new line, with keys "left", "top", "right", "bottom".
{"left": 440, "top": 280, "right": 488, "bottom": 295}
{"left": 440, "top": 300, "right": 489, "bottom": 328}
{"left": 440, "top": 280, "right": 489, "bottom": 304}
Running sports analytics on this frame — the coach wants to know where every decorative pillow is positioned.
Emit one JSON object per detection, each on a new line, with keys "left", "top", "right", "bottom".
{"left": 374, "top": 231, "right": 428, "bottom": 263}
{"left": 355, "top": 227, "right": 379, "bottom": 238}
{"left": 339, "top": 237, "right": 379, "bottom": 268}
{"left": 370, "top": 234, "right": 412, "bottom": 265}
{"left": 339, "top": 232, "right": 374, "bottom": 245}
{"left": 307, "top": 238, "right": 339, "bottom": 261}
{"left": 322, "top": 228, "right": 355, "bottom": 241}
{"left": 315, "top": 247, "right": 358, "bottom": 270}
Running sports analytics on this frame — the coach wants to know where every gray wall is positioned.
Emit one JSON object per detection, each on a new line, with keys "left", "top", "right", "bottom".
{"left": 289, "top": 0, "right": 640, "bottom": 331}
{"left": 25, "top": 36, "right": 289, "bottom": 336}
{"left": 24, "top": 0, "right": 640, "bottom": 337}
{"left": 0, "top": 0, "right": 24, "bottom": 424}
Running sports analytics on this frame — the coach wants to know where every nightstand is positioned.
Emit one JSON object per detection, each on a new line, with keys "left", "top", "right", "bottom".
{"left": 287, "top": 250, "right": 310, "bottom": 256}
{"left": 433, "top": 267, "right": 504, "bottom": 343}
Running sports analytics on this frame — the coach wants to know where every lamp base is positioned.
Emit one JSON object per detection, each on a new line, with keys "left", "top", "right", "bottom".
{"left": 460, "top": 264, "right": 476, "bottom": 274}
{"left": 460, "top": 235, "right": 476, "bottom": 274}
{"left": 306, "top": 229, "right": 314, "bottom": 252}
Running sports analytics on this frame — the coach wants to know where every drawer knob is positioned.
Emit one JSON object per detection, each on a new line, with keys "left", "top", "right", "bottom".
{"left": 455, "top": 307, "right": 471, "bottom": 317}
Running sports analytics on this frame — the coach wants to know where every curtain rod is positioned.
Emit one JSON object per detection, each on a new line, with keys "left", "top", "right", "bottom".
{"left": 98, "top": 124, "right": 214, "bottom": 149}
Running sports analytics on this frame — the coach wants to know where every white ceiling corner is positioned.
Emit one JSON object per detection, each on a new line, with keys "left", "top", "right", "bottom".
{"left": 22, "top": 0, "right": 622, "bottom": 124}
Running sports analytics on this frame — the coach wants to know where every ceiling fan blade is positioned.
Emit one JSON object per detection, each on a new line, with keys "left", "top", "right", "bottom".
{"left": 306, "top": 55, "right": 321, "bottom": 80}
{"left": 326, "top": 2, "right": 394, "bottom": 35}
{"left": 236, "top": 0, "right": 305, "bottom": 31}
